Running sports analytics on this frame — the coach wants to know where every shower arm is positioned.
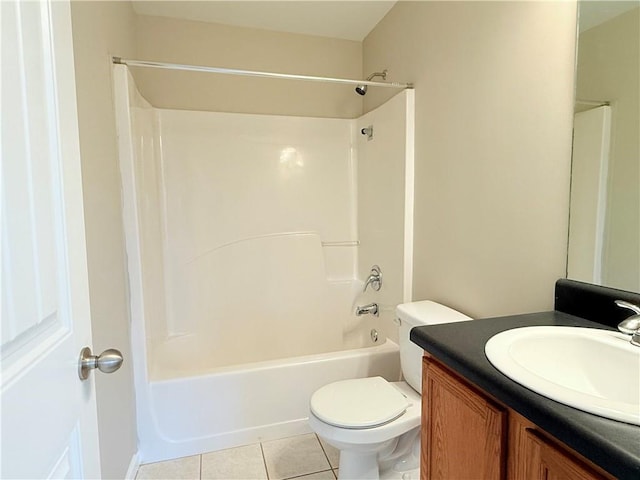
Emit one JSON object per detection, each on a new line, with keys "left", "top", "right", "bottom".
{"left": 113, "top": 57, "right": 413, "bottom": 90}
{"left": 366, "top": 70, "right": 388, "bottom": 82}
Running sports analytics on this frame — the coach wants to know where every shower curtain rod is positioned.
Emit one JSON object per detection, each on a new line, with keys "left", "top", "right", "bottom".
{"left": 113, "top": 57, "right": 413, "bottom": 89}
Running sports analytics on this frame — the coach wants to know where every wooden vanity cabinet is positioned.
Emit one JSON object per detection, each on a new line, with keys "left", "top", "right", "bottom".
{"left": 421, "top": 355, "right": 614, "bottom": 480}
{"left": 508, "top": 412, "right": 611, "bottom": 480}
{"left": 422, "top": 357, "right": 506, "bottom": 479}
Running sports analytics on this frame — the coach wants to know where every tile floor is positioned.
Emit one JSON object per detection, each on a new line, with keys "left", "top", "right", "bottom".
{"left": 135, "top": 433, "right": 340, "bottom": 480}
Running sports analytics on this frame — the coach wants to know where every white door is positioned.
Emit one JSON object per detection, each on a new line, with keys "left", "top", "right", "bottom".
{"left": 1, "top": 1, "right": 102, "bottom": 478}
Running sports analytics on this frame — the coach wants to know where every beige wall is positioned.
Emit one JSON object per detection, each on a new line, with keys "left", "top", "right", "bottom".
{"left": 68, "top": 1, "right": 580, "bottom": 471}
{"left": 364, "top": 1, "right": 578, "bottom": 318}
{"left": 577, "top": 7, "right": 640, "bottom": 292}
{"left": 132, "top": 15, "right": 363, "bottom": 118}
{"left": 70, "top": 2, "right": 138, "bottom": 478}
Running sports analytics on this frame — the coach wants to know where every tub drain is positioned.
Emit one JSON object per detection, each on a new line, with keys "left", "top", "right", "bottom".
{"left": 370, "top": 329, "right": 379, "bottom": 343}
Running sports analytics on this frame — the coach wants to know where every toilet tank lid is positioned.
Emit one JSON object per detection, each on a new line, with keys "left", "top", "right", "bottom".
{"left": 396, "top": 300, "right": 472, "bottom": 327}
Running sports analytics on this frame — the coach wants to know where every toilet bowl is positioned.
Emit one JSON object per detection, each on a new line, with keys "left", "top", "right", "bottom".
{"left": 308, "top": 301, "right": 471, "bottom": 480}
{"left": 309, "top": 379, "right": 421, "bottom": 479}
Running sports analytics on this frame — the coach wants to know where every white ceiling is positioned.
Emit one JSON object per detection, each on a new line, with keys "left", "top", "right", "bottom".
{"left": 132, "top": 1, "right": 640, "bottom": 41}
{"left": 132, "top": 1, "right": 397, "bottom": 41}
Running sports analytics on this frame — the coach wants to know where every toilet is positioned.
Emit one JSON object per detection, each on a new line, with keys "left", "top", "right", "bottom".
{"left": 308, "top": 301, "right": 472, "bottom": 480}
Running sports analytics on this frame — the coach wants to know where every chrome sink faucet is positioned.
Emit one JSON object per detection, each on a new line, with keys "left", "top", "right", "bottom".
{"left": 615, "top": 300, "right": 640, "bottom": 347}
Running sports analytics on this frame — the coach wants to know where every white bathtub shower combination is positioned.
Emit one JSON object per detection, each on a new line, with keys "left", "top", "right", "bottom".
{"left": 114, "top": 65, "right": 414, "bottom": 462}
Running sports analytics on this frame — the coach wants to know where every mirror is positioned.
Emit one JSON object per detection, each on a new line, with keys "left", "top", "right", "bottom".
{"left": 567, "top": 1, "right": 639, "bottom": 292}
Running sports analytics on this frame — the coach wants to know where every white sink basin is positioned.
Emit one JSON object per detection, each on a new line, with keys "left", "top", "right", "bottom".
{"left": 485, "top": 326, "right": 640, "bottom": 425}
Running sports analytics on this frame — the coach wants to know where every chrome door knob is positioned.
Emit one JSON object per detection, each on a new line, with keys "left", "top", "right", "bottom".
{"left": 78, "top": 347, "right": 123, "bottom": 380}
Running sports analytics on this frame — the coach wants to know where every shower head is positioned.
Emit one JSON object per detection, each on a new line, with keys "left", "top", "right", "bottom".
{"left": 355, "top": 69, "right": 388, "bottom": 96}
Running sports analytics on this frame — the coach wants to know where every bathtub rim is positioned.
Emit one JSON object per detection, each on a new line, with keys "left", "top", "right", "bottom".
{"left": 149, "top": 337, "right": 400, "bottom": 382}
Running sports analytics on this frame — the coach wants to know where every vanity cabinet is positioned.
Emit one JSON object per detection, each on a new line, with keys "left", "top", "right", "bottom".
{"left": 508, "top": 412, "right": 610, "bottom": 480}
{"left": 421, "top": 355, "right": 614, "bottom": 480}
{"left": 422, "top": 357, "right": 506, "bottom": 479}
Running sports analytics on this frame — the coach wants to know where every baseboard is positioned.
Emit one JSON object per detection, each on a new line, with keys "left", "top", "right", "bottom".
{"left": 125, "top": 451, "right": 141, "bottom": 480}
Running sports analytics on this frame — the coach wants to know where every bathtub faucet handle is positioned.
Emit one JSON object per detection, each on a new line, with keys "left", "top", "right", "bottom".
{"left": 363, "top": 265, "right": 382, "bottom": 292}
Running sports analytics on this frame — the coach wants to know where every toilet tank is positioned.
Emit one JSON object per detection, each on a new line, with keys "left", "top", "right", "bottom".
{"left": 396, "top": 301, "right": 472, "bottom": 392}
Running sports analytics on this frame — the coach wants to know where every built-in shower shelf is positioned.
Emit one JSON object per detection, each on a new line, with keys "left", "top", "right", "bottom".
{"left": 321, "top": 240, "right": 360, "bottom": 247}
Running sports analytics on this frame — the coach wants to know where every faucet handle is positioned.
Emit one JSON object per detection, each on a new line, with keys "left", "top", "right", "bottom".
{"left": 615, "top": 300, "right": 640, "bottom": 335}
{"left": 615, "top": 300, "right": 640, "bottom": 315}
{"left": 362, "top": 265, "right": 382, "bottom": 292}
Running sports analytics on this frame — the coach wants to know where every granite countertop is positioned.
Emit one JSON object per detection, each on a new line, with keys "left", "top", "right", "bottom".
{"left": 410, "top": 310, "right": 640, "bottom": 480}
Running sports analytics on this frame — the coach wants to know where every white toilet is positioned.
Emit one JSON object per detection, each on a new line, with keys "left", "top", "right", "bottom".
{"left": 308, "top": 301, "right": 471, "bottom": 480}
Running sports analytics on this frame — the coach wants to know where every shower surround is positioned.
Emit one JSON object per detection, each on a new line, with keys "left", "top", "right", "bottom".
{"left": 114, "top": 65, "right": 414, "bottom": 462}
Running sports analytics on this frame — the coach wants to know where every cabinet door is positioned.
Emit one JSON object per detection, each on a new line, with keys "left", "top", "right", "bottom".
{"left": 422, "top": 357, "right": 507, "bottom": 480}
{"left": 522, "top": 429, "right": 609, "bottom": 480}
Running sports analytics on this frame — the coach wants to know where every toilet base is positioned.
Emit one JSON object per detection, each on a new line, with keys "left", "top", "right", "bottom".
{"left": 333, "top": 427, "right": 420, "bottom": 480}
{"left": 380, "top": 467, "right": 419, "bottom": 480}
{"left": 336, "top": 453, "right": 420, "bottom": 480}
{"left": 338, "top": 451, "right": 379, "bottom": 480}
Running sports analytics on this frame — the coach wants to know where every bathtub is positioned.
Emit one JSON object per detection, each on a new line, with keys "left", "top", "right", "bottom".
{"left": 136, "top": 339, "right": 401, "bottom": 463}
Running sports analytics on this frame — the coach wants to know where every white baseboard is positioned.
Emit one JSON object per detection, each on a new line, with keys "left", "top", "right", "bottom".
{"left": 125, "top": 451, "right": 141, "bottom": 480}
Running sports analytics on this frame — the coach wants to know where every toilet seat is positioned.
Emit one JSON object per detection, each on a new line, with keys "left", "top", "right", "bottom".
{"left": 310, "top": 376, "right": 410, "bottom": 429}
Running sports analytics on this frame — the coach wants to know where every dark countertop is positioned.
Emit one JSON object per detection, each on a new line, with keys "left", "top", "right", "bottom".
{"left": 410, "top": 310, "right": 640, "bottom": 480}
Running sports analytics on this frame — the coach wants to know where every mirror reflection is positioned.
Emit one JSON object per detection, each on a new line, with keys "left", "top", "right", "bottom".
{"left": 567, "top": 1, "right": 639, "bottom": 292}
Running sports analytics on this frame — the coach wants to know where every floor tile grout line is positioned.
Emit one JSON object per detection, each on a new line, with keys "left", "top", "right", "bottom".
{"left": 260, "top": 441, "right": 271, "bottom": 480}
{"left": 282, "top": 468, "right": 335, "bottom": 480}
{"left": 315, "top": 434, "right": 334, "bottom": 470}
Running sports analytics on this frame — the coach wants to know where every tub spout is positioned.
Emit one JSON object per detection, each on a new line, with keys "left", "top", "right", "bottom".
{"left": 356, "top": 303, "right": 379, "bottom": 317}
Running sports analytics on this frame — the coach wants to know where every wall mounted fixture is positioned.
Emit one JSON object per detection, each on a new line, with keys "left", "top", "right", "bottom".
{"left": 361, "top": 126, "right": 374, "bottom": 140}
{"left": 356, "top": 303, "right": 379, "bottom": 316}
{"left": 355, "top": 70, "right": 388, "bottom": 96}
{"left": 363, "top": 265, "right": 382, "bottom": 292}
